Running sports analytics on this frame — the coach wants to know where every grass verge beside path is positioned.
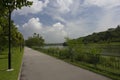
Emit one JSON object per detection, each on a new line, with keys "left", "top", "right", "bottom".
{"left": 0, "top": 47, "right": 23, "bottom": 80}
{"left": 64, "top": 60, "right": 119, "bottom": 80}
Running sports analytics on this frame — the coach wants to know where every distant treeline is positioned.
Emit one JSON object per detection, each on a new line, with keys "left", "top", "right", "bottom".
{"left": 70, "top": 25, "right": 120, "bottom": 44}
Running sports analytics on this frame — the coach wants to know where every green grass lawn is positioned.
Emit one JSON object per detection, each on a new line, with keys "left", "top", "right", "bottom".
{"left": 0, "top": 47, "right": 23, "bottom": 80}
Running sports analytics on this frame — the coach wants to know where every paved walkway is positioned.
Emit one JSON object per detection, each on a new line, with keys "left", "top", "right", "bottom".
{"left": 20, "top": 47, "right": 111, "bottom": 80}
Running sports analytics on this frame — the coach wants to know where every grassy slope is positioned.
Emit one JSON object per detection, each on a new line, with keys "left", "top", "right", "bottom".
{"left": 0, "top": 47, "right": 23, "bottom": 80}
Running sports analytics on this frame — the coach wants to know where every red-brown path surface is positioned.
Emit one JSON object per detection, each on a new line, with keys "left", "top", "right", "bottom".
{"left": 20, "top": 47, "right": 111, "bottom": 80}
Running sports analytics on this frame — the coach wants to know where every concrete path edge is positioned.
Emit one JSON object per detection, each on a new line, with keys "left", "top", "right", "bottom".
{"left": 17, "top": 51, "right": 24, "bottom": 80}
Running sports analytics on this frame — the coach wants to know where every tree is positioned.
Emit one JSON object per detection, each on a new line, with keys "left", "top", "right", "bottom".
{"left": 0, "top": 0, "right": 32, "bottom": 70}
{"left": 25, "top": 33, "right": 45, "bottom": 47}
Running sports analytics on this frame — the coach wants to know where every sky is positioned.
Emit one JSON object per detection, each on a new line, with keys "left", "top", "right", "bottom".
{"left": 12, "top": 0, "right": 120, "bottom": 43}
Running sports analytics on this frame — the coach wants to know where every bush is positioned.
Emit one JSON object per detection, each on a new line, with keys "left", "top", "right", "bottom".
{"left": 74, "top": 47, "right": 101, "bottom": 65}
{"left": 59, "top": 49, "right": 70, "bottom": 59}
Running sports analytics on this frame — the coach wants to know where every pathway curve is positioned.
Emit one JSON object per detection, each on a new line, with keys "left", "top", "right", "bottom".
{"left": 20, "top": 47, "right": 111, "bottom": 80}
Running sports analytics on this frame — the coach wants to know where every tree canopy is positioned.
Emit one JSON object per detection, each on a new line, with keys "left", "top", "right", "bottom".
{"left": 0, "top": 0, "right": 32, "bottom": 9}
{"left": 0, "top": 0, "right": 33, "bottom": 51}
{"left": 0, "top": 17, "right": 24, "bottom": 49}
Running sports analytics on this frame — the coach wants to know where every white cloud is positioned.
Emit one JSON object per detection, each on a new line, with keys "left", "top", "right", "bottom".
{"left": 70, "top": 0, "right": 81, "bottom": 15}
{"left": 43, "top": 22, "right": 67, "bottom": 43}
{"left": 15, "top": 0, "right": 120, "bottom": 43}
{"left": 56, "top": 0, "right": 73, "bottom": 13}
{"left": 44, "top": 0, "right": 81, "bottom": 24}
{"left": 84, "top": 0, "right": 120, "bottom": 8}
{"left": 13, "top": 0, "right": 49, "bottom": 15}
{"left": 21, "top": 18, "right": 42, "bottom": 38}
{"left": 23, "top": 17, "right": 42, "bottom": 29}
{"left": 95, "top": 7, "right": 120, "bottom": 32}
{"left": 65, "top": 20, "right": 91, "bottom": 38}
{"left": 53, "top": 16, "right": 67, "bottom": 23}
{"left": 20, "top": 17, "right": 67, "bottom": 43}
{"left": 48, "top": 0, "right": 73, "bottom": 15}
{"left": 53, "top": 22, "right": 65, "bottom": 30}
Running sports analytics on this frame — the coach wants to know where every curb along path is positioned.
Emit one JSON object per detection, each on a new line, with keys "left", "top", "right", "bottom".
{"left": 20, "top": 47, "right": 111, "bottom": 80}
